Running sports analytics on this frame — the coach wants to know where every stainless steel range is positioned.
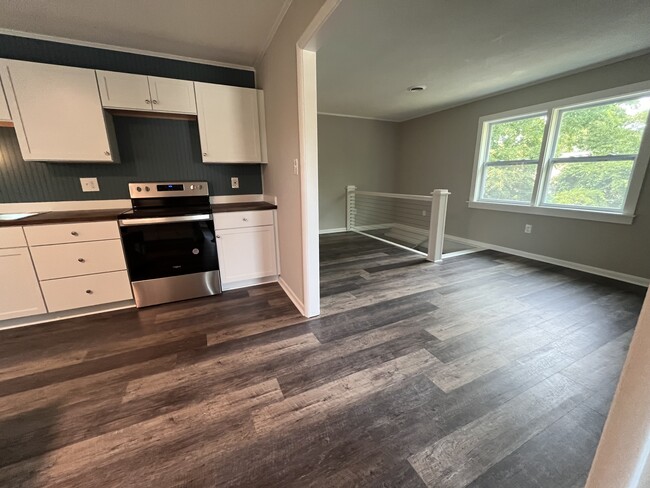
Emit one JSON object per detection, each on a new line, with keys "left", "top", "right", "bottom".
{"left": 118, "top": 181, "right": 221, "bottom": 308}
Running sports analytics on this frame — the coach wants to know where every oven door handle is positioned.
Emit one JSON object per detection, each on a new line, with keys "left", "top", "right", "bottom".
{"left": 119, "top": 214, "right": 213, "bottom": 226}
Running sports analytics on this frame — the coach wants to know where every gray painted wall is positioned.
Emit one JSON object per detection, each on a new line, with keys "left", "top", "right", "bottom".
{"left": 396, "top": 53, "right": 650, "bottom": 279}
{"left": 318, "top": 115, "right": 399, "bottom": 230}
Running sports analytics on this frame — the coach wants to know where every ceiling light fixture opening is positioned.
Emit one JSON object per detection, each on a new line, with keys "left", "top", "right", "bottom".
{"left": 408, "top": 85, "right": 427, "bottom": 93}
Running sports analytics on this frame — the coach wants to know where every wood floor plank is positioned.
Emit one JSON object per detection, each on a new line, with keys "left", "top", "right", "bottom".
{"left": 0, "top": 380, "right": 283, "bottom": 487}
{"left": 467, "top": 403, "right": 606, "bottom": 488}
{"left": 408, "top": 374, "right": 590, "bottom": 488}
{"left": 0, "top": 232, "right": 642, "bottom": 487}
{"left": 252, "top": 349, "right": 441, "bottom": 435}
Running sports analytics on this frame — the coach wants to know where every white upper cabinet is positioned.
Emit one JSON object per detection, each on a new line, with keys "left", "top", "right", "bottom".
{"left": 0, "top": 78, "right": 10, "bottom": 122}
{"left": 195, "top": 82, "right": 262, "bottom": 163}
{"left": 97, "top": 70, "right": 152, "bottom": 111}
{"left": 0, "top": 59, "right": 116, "bottom": 162}
{"left": 148, "top": 76, "right": 196, "bottom": 114}
{"left": 97, "top": 70, "right": 196, "bottom": 114}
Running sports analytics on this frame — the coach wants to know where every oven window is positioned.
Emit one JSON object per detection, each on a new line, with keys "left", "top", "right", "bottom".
{"left": 120, "top": 221, "right": 218, "bottom": 282}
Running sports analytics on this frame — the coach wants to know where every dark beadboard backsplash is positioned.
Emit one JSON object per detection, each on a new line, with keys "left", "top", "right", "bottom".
{"left": 0, "top": 118, "right": 263, "bottom": 202}
{"left": 0, "top": 34, "right": 262, "bottom": 203}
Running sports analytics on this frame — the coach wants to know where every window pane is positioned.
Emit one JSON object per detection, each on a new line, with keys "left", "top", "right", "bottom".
{"left": 487, "top": 115, "right": 547, "bottom": 161}
{"left": 554, "top": 97, "right": 650, "bottom": 158}
{"left": 482, "top": 163, "right": 537, "bottom": 202}
{"left": 544, "top": 160, "right": 634, "bottom": 210}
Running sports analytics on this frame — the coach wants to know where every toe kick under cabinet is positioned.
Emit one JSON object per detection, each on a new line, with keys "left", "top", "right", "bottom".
{"left": 23, "top": 221, "right": 133, "bottom": 313}
{"left": 213, "top": 210, "right": 279, "bottom": 290}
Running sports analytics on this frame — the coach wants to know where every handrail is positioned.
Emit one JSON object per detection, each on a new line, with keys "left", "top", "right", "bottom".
{"left": 354, "top": 190, "right": 433, "bottom": 202}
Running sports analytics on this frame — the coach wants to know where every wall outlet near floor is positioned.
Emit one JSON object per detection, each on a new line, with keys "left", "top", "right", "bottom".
{"left": 231, "top": 177, "right": 239, "bottom": 189}
{"left": 524, "top": 224, "right": 532, "bottom": 234}
{"left": 293, "top": 158, "right": 299, "bottom": 175}
{"left": 80, "top": 177, "right": 99, "bottom": 192}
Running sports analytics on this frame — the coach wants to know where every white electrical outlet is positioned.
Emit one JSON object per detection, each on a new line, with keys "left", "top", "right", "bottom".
{"left": 293, "top": 158, "right": 299, "bottom": 175}
{"left": 231, "top": 177, "right": 239, "bottom": 189}
{"left": 80, "top": 177, "right": 99, "bottom": 192}
{"left": 524, "top": 224, "right": 532, "bottom": 234}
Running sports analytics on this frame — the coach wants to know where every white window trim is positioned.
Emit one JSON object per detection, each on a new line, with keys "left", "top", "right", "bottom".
{"left": 468, "top": 80, "right": 650, "bottom": 225}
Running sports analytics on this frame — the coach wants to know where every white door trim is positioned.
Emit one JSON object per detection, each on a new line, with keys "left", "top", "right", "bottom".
{"left": 295, "top": 0, "right": 343, "bottom": 318}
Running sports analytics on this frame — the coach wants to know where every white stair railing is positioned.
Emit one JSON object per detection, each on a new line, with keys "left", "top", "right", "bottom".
{"left": 345, "top": 185, "right": 450, "bottom": 263}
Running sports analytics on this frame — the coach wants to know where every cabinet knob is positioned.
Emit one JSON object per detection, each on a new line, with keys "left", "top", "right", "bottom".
{"left": 78, "top": 258, "right": 85, "bottom": 263}
{"left": 243, "top": 218, "right": 248, "bottom": 222}
{"left": 85, "top": 289, "right": 93, "bottom": 294}
{"left": 216, "top": 235, "right": 221, "bottom": 239}
{"left": 152, "top": 99, "right": 159, "bottom": 104}
{"left": 71, "top": 231, "right": 79, "bottom": 236}
{"left": 203, "top": 152, "right": 207, "bottom": 157}
{"left": 145, "top": 99, "right": 151, "bottom": 104}
{"left": 104, "top": 151, "right": 110, "bottom": 156}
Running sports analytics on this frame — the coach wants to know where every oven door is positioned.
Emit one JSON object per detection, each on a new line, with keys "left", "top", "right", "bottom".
{"left": 119, "top": 215, "right": 219, "bottom": 282}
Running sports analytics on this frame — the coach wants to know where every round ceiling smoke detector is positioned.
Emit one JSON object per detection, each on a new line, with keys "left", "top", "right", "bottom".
{"left": 408, "top": 85, "right": 427, "bottom": 93}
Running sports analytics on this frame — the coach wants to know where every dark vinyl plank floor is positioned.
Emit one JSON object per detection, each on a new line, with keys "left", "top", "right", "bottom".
{"left": 0, "top": 232, "right": 644, "bottom": 487}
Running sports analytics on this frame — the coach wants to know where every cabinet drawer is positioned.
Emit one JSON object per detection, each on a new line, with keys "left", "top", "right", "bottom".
{"left": 31, "top": 239, "right": 126, "bottom": 280}
{"left": 0, "top": 227, "right": 27, "bottom": 249}
{"left": 24, "top": 221, "right": 119, "bottom": 246}
{"left": 214, "top": 210, "right": 273, "bottom": 230}
{"left": 40, "top": 271, "right": 133, "bottom": 313}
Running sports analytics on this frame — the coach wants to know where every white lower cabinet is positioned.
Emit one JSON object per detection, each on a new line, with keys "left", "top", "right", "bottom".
{"left": 0, "top": 246, "right": 46, "bottom": 320}
{"left": 214, "top": 210, "right": 278, "bottom": 289}
{"left": 40, "top": 271, "right": 132, "bottom": 313}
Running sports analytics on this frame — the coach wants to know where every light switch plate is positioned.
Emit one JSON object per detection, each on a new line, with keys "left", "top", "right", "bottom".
{"left": 231, "top": 177, "right": 239, "bottom": 189}
{"left": 80, "top": 177, "right": 99, "bottom": 192}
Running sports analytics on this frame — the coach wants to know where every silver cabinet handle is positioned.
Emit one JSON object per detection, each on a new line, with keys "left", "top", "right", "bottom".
{"left": 216, "top": 235, "right": 221, "bottom": 238}
{"left": 203, "top": 152, "right": 207, "bottom": 157}
{"left": 243, "top": 218, "right": 248, "bottom": 221}
{"left": 145, "top": 99, "right": 151, "bottom": 104}
{"left": 71, "top": 231, "right": 79, "bottom": 236}
{"left": 104, "top": 151, "right": 110, "bottom": 156}
{"left": 85, "top": 289, "right": 93, "bottom": 294}
{"left": 78, "top": 258, "right": 85, "bottom": 263}
{"left": 152, "top": 99, "right": 159, "bottom": 104}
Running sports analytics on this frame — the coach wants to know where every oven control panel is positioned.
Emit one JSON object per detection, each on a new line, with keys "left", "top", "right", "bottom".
{"left": 128, "top": 182, "right": 209, "bottom": 198}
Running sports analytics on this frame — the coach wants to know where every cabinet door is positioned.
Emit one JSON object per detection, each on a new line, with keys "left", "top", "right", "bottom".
{"left": 1, "top": 60, "right": 114, "bottom": 162}
{"left": 195, "top": 82, "right": 262, "bottom": 163}
{"left": 97, "top": 70, "right": 152, "bottom": 111}
{"left": 148, "top": 76, "right": 196, "bottom": 114}
{"left": 216, "top": 226, "right": 277, "bottom": 284}
{"left": 0, "top": 247, "right": 46, "bottom": 320}
{"left": 0, "top": 77, "right": 10, "bottom": 122}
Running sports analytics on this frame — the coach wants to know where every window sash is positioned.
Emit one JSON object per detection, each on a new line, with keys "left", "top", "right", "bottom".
{"left": 473, "top": 88, "right": 650, "bottom": 216}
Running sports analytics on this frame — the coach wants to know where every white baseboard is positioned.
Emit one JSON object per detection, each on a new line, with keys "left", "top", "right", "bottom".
{"left": 0, "top": 300, "right": 136, "bottom": 331}
{"left": 319, "top": 227, "right": 347, "bottom": 234}
{"left": 445, "top": 234, "right": 649, "bottom": 287}
{"left": 222, "top": 275, "right": 278, "bottom": 291}
{"left": 278, "top": 276, "right": 306, "bottom": 316}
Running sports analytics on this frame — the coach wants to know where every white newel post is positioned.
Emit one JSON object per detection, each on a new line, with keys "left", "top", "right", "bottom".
{"left": 346, "top": 185, "right": 357, "bottom": 231}
{"left": 427, "top": 189, "right": 450, "bottom": 263}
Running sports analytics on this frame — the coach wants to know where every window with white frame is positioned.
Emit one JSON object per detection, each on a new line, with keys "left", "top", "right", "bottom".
{"left": 470, "top": 84, "right": 650, "bottom": 222}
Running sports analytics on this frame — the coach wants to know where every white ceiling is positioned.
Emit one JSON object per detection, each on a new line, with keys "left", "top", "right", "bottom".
{"left": 316, "top": 0, "right": 650, "bottom": 121}
{"left": 0, "top": 0, "right": 293, "bottom": 67}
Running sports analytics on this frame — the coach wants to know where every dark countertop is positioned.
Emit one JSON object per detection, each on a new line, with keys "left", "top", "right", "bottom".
{"left": 211, "top": 201, "right": 277, "bottom": 213}
{"left": 0, "top": 208, "right": 129, "bottom": 227}
{"left": 0, "top": 201, "right": 277, "bottom": 227}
